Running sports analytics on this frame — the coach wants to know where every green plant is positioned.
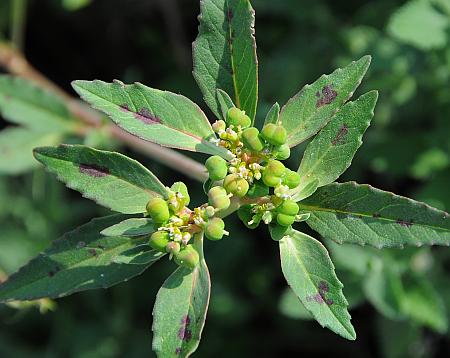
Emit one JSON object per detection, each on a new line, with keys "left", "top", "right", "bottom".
{"left": 0, "top": 1, "right": 449, "bottom": 357}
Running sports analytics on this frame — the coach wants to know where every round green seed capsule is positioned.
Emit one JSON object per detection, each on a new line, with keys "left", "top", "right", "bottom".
{"left": 273, "top": 144, "right": 290, "bottom": 160}
{"left": 205, "top": 155, "right": 228, "bottom": 181}
{"left": 170, "top": 181, "right": 190, "bottom": 206}
{"left": 276, "top": 213, "right": 296, "bottom": 226}
{"left": 174, "top": 245, "right": 200, "bottom": 269}
{"left": 149, "top": 231, "right": 170, "bottom": 252}
{"left": 223, "top": 174, "right": 249, "bottom": 197}
{"left": 282, "top": 170, "right": 301, "bottom": 189}
{"left": 278, "top": 199, "right": 299, "bottom": 216}
{"left": 205, "top": 217, "right": 226, "bottom": 241}
{"left": 262, "top": 160, "right": 286, "bottom": 187}
{"left": 261, "top": 123, "right": 287, "bottom": 146}
{"left": 208, "top": 186, "right": 230, "bottom": 211}
{"left": 241, "top": 127, "right": 264, "bottom": 152}
{"left": 226, "top": 107, "right": 251, "bottom": 128}
{"left": 166, "top": 241, "right": 181, "bottom": 255}
{"left": 146, "top": 197, "right": 170, "bottom": 223}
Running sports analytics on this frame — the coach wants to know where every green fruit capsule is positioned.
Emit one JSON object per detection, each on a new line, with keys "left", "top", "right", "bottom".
{"left": 282, "top": 170, "right": 301, "bottom": 189}
{"left": 174, "top": 245, "right": 200, "bottom": 269}
{"left": 208, "top": 186, "right": 230, "bottom": 211}
{"left": 261, "top": 123, "right": 287, "bottom": 146}
{"left": 146, "top": 197, "right": 170, "bottom": 223}
{"left": 262, "top": 160, "right": 286, "bottom": 187}
{"left": 149, "top": 231, "right": 170, "bottom": 252}
{"left": 273, "top": 144, "right": 290, "bottom": 160}
{"left": 166, "top": 241, "right": 181, "bottom": 255}
{"left": 276, "top": 213, "right": 296, "bottom": 226}
{"left": 241, "top": 127, "right": 264, "bottom": 152}
{"left": 223, "top": 174, "right": 249, "bottom": 197}
{"left": 205, "top": 155, "right": 228, "bottom": 181}
{"left": 278, "top": 199, "right": 299, "bottom": 216}
{"left": 170, "top": 181, "right": 190, "bottom": 206}
{"left": 205, "top": 217, "right": 226, "bottom": 241}
{"left": 226, "top": 107, "right": 252, "bottom": 128}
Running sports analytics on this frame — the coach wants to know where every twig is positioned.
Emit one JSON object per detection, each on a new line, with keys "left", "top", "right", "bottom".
{"left": 10, "top": 0, "right": 28, "bottom": 51}
{"left": 0, "top": 43, "right": 207, "bottom": 182}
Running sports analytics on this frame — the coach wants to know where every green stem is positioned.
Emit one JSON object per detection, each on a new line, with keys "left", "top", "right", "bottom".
{"left": 10, "top": 0, "right": 28, "bottom": 51}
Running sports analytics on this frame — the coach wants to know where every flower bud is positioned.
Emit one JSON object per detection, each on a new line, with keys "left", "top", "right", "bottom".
{"left": 223, "top": 174, "right": 249, "bottom": 197}
{"left": 273, "top": 144, "right": 290, "bottom": 160}
{"left": 205, "top": 217, "right": 226, "bottom": 241}
{"left": 276, "top": 213, "right": 296, "bottom": 226}
{"left": 226, "top": 107, "right": 251, "bottom": 128}
{"left": 166, "top": 241, "right": 181, "bottom": 255}
{"left": 170, "top": 182, "right": 190, "bottom": 206}
{"left": 282, "top": 170, "right": 301, "bottom": 189}
{"left": 241, "top": 127, "right": 264, "bottom": 152}
{"left": 278, "top": 199, "right": 299, "bottom": 216}
{"left": 261, "top": 123, "right": 287, "bottom": 146}
{"left": 205, "top": 205, "right": 216, "bottom": 217}
{"left": 205, "top": 155, "right": 228, "bottom": 181}
{"left": 149, "top": 231, "right": 170, "bottom": 252}
{"left": 174, "top": 245, "right": 200, "bottom": 269}
{"left": 262, "top": 160, "right": 285, "bottom": 187}
{"left": 208, "top": 186, "right": 230, "bottom": 211}
{"left": 212, "top": 120, "right": 226, "bottom": 133}
{"left": 146, "top": 197, "right": 170, "bottom": 223}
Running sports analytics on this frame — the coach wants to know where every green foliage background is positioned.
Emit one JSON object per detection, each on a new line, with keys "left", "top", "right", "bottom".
{"left": 0, "top": 0, "right": 449, "bottom": 356}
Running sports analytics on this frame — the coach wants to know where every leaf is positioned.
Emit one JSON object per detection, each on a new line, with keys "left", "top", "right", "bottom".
{"left": 193, "top": 0, "right": 258, "bottom": 121}
{"left": 152, "top": 236, "right": 210, "bottom": 358}
{"left": 0, "top": 75, "right": 76, "bottom": 132}
{"left": 291, "top": 91, "right": 378, "bottom": 201}
{"left": 0, "top": 215, "right": 164, "bottom": 302}
{"left": 216, "top": 89, "right": 235, "bottom": 120}
{"left": 293, "top": 179, "right": 319, "bottom": 202}
{"left": 0, "top": 127, "right": 62, "bottom": 175}
{"left": 263, "top": 102, "right": 280, "bottom": 126}
{"left": 72, "top": 80, "right": 230, "bottom": 158}
{"left": 112, "top": 245, "right": 162, "bottom": 265}
{"left": 279, "top": 56, "right": 371, "bottom": 148}
{"left": 34, "top": 144, "right": 168, "bottom": 214}
{"left": 279, "top": 287, "right": 313, "bottom": 320}
{"left": 279, "top": 230, "right": 356, "bottom": 340}
{"left": 101, "top": 218, "right": 154, "bottom": 237}
{"left": 388, "top": 0, "right": 449, "bottom": 50}
{"left": 300, "top": 182, "right": 450, "bottom": 248}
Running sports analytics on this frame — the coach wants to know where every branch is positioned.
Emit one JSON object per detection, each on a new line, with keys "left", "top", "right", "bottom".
{"left": 0, "top": 43, "right": 207, "bottom": 182}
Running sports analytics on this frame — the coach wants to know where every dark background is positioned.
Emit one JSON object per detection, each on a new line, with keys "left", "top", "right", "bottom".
{"left": 0, "top": 0, "right": 450, "bottom": 357}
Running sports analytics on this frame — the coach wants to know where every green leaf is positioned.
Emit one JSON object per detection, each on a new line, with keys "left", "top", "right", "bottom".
{"left": 101, "top": 218, "right": 154, "bottom": 237}
{"left": 111, "top": 245, "right": 162, "bottom": 265}
{"left": 279, "top": 230, "right": 356, "bottom": 340}
{"left": 0, "top": 76, "right": 76, "bottom": 132}
{"left": 279, "top": 287, "right": 313, "bottom": 320}
{"left": 152, "top": 236, "right": 210, "bottom": 357}
{"left": 193, "top": 0, "right": 258, "bottom": 121}
{"left": 279, "top": 56, "right": 371, "bottom": 148}
{"left": 0, "top": 127, "right": 62, "bottom": 175}
{"left": 0, "top": 215, "right": 164, "bottom": 302}
{"left": 291, "top": 91, "right": 378, "bottom": 201}
{"left": 388, "top": 0, "right": 449, "bottom": 50}
{"left": 300, "top": 182, "right": 450, "bottom": 248}
{"left": 72, "top": 80, "right": 230, "bottom": 158}
{"left": 216, "top": 89, "right": 235, "bottom": 120}
{"left": 263, "top": 102, "right": 280, "bottom": 126}
{"left": 34, "top": 144, "right": 168, "bottom": 214}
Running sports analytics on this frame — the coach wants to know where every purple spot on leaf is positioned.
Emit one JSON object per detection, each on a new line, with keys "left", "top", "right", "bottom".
{"left": 397, "top": 219, "right": 413, "bottom": 228}
{"left": 318, "top": 281, "right": 329, "bottom": 293}
{"left": 316, "top": 84, "right": 338, "bottom": 108}
{"left": 331, "top": 124, "right": 349, "bottom": 146}
{"left": 175, "top": 348, "right": 182, "bottom": 355}
{"left": 88, "top": 249, "right": 98, "bottom": 257}
{"left": 227, "top": 8, "right": 233, "bottom": 20}
{"left": 79, "top": 164, "right": 109, "bottom": 178}
{"left": 326, "top": 298, "right": 334, "bottom": 305}
{"left": 77, "top": 241, "right": 86, "bottom": 249}
{"left": 373, "top": 212, "right": 381, "bottom": 218}
{"left": 134, "top": 108, "right": 161, "bottom": 125}
{"left": 178, "top": 315, "right": 192, "bottom": 341}
{"left": 119, "top": 103, "right": 129, "bottom": 112}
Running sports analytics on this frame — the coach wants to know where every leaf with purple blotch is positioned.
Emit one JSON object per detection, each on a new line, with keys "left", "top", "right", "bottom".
{"left": 34, "top": 144, "right": 168, "bottom": 214}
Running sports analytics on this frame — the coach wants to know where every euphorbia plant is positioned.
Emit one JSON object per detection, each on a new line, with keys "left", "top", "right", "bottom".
{"left": 1, "top": 0, "right": 449, "bottom": 356}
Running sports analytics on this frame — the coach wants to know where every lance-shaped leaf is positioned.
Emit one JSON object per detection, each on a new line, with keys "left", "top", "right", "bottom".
{"left": 279, "top": 230, "right": 356, "bottom": 340}
{"left": 0, "top": 215, "right": 164, "bottom": 302}
{"left": 0, "top": 75, "right": 77, "bottom": 132}
{"left": 216, "top": 89, "right": 235, "bottom": 120}
{"left": 279, "top": 56, "right": 371, "bottom": 148}
{"left": 101, "top": 218, "right": 154, "bottom": 237}
{"left": 34, "top": 144, "right": 168, "bottom": 214}
{"left": 291, "top": 91, "right": 378, "bottom": 201}
{"left": 263, "top": 102, "right": 280, "bottom": 126}
{"left": 152, "top": 236, "right": 210, "bottom": 357}
{"left": 72, "top": 80, "right": 230, "bottom": 158}
{"left": 300, "top": 182, "right": 450, "bottom": 248}
{"left": 193, "top": 0, "right": 258, "bottom": 121}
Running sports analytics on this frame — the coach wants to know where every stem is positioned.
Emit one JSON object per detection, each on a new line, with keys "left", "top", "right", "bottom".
{"left": 0, "top": 43, "right": 207, "bottom": 182}
{"left": 10, "top": 0, "right": 28, "bottom": 51}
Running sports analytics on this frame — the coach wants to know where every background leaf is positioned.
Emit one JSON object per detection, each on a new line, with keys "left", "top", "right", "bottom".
{"left": 263, "top": 102, "right": 280, "bottom": 126}
{"left": 72, "top": 80, "right": 230, "bottom": 158}
{"left": 0, "top": 215, "right": 164, "bottom": 302}
{"left": 193, "top": 0, "right": 258, "bottom": 121}
{"left": 291, "top": 91, "right": 378, "bottom": 201}
{"left": 300, "top": 182, "right": 450, "bottom": 248}
{"left": 279, "top": 56, "right": 371, "bottom": 147}
{"left": 34, "top": 144, "right": 168, "bottom": 214}
{"left": 152, "top": 237, "right": 210, "bottom": 358}
{"left": 279, "top": 230, "right": 356, "bottom": 340}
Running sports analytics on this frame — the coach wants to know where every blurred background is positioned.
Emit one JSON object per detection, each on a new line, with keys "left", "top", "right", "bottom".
{"left": 0, "top": 0, "right": 450, "bottom": 357}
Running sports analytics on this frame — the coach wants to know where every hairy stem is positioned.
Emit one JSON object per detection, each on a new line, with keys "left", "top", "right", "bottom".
{"left": 0, "top": 42, "right": 207, "bottom": 182}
